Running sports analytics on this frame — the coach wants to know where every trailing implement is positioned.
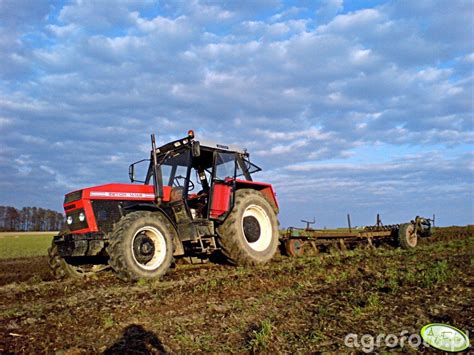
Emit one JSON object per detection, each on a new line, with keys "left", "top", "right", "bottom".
{"left": 281, "top": 216, "right": 433, "bottom": 257}
{"left": 51, "top": 131, "right": 280, "bottom": 281}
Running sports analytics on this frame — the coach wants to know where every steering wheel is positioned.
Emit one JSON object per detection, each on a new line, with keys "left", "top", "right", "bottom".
{"left": 173, "top": 175, "right": 195, "bottom": 191}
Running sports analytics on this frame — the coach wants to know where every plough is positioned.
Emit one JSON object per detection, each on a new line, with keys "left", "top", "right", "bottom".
{"left": 280, "top": 216, "right": 432, "bottom": 257}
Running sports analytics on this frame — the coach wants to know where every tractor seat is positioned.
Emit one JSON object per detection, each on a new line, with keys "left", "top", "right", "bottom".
{"left": 188, "top": 189, "right": 208, "bottom": 200}
{"left": 170, "top": 187, "right": 184, "bottom": 202}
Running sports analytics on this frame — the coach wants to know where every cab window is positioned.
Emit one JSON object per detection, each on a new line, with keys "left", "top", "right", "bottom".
{"left": 214, "top": 152, "right": 235, "bottom": 181}
{"left": 160, "top": 152, "right": 190, "bottom": 187}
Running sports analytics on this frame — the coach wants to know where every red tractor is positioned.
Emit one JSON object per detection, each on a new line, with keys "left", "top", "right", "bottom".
{"left": 49, "top": 131, "right": 280, "bottom": 281}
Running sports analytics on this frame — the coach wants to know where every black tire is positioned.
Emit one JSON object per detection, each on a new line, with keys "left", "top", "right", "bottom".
{"left": 398, "top": 223, "right": 418, "bottom": 249}
{"left": 217, "top": 189, "right": 279, "bottom": 265}
{"left": 107, "top": 211, "right": 175, "bottom": 281}
{"left": 48, "top": 240, "right": 89, "bottom": 279}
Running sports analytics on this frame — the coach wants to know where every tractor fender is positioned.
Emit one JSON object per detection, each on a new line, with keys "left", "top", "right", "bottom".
{"left": 235, "top": 179, "right": 279, "bottom": 214}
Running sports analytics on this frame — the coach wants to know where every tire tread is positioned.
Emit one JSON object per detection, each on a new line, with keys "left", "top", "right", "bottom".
{"left": 217, "top": 189, "right": 278, "bottom": 266}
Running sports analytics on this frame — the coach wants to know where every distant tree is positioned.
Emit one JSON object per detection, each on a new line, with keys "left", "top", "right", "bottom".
{"left": 0, "top": 206, "right": 64, "bottom": 231}
{"left": 6, "top": 207, "right": 20, "bottom": 231}
{"left": 20, "top": 207, "right": 31, "bottom": 231}
{"left": 0, "top": 206, "right": 6, "bottom": 231}
{"left": 44, "top": 210, "right": 54, "bottom": 231}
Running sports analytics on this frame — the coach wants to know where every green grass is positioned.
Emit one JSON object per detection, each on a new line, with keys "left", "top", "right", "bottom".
{"left": 421, "top": 260, "right": 452, "bottom": 287}
{"left": 0, "top": 232, "right": 56, "bottom": 259}
{"left": 248, "top": 319, "right": 273, "bottom": 351}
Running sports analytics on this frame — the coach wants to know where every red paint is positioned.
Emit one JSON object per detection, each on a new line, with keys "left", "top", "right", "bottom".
{"left": 84, "top": 198, "right": 97, "bottom": 231}
{"left": 210, "top": 182, "right": 232, "bottom": 218}
{"left": 235, "top": 179, "right": 279, "bottom": 212}
{"left": 63, "top": 179, "right": 278, "bottom": 234}
{"left": 83, "top": 183, "right": 152, "bottom": 199}
{"left": 63, "top": 183, "right": 172, "bottom": 234}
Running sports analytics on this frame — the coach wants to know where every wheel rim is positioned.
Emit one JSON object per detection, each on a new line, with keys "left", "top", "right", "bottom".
{"left": 406, "top": 224, "right": 417, "bottom": 247}
{"left": 131, "top": 226, "right": 167, "bottom": 270}
{"left": 242, "top": 204, "right": 272, "bottom": 252}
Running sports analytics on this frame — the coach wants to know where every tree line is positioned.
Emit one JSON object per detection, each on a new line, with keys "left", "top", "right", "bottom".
{"left": 0, "top": 206, "right": 65, "bottom": 232}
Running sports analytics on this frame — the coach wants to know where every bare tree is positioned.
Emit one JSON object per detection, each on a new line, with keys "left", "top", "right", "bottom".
{"left": 0, "top": 206, "right": 64, "bottom": 231}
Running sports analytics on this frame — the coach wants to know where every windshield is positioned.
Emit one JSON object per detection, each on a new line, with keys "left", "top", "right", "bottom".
{"left": 160, "top": 151, "right": 191, "bottom": 188}
{"left": 214, "top": 152, "right": 235, "bottom": 180}
{"left": 138, "top": 146, "right": 259, "bottom": 189}
{"left": 242, "top": 158, "right": 260, "bottom": 175}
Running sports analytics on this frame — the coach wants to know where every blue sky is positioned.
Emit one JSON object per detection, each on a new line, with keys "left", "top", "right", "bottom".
{"left": 0, "top": 0, "right": 473, "bottom": 227}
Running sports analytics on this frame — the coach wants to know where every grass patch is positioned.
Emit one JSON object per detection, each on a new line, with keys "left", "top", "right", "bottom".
{"left": 102, "top": 316, "right": 115, "bottom": 329}
{"left": 247, "top": 319, "right": 273, "bottom": 351}
{"left": 421, "top": 260, "right": 452, "bottom": 287}
{"left": 0, "top": 232, "right": 56, "bottom": 259}
{"left": 367, "top": 293, "right": 380, "bottom": 309}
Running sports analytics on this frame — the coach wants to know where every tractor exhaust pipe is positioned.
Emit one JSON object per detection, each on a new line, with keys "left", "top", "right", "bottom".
{"left": 151, "top": 134, "right": 163, "bottom": 204}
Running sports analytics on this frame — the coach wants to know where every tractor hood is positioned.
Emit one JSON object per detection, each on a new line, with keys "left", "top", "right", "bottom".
{"left": 64, "top": 183, "right": 156, "bottom": 204}
{"left": 62, "top": 183, "right": 171, "bottom": 234}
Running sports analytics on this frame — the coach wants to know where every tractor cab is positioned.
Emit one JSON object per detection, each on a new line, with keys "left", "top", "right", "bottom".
{"left": 128, "top": 131, "right": 276, "bottom": 244}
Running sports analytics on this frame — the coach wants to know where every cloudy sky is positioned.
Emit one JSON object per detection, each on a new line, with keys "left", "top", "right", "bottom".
{"left": 0, "top": 0, "right": 473, "bottom": 227}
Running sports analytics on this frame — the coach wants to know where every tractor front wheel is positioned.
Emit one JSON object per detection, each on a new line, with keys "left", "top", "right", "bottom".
{"left": 107, "top": 211, "right": 175, "bottom": 281}
{"left": 217, "top": 189, "right": 279, "bottom": 265}
{"left": 48, "top": 240, "right": 90, "bottom": 279}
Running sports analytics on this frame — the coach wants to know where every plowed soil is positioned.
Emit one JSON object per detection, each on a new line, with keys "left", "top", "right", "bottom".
{"left": 0, "top": 227, "right": 472, "bottom": 353}
{"left": 0, "top": 256, "right": 54, "bottom": 286}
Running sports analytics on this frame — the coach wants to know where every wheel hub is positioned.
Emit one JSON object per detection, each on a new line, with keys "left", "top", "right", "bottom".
{"left": 133, "top": 232, "right": 155, "bottom": 264}
{"left": 407, "top": 225, "right": 417, "bottom": 246}
{"left": 243, "top": 216, "right": 261, "bottom": 243}
{"left": 293, "top": 240, "right": 302, "bottom": 253}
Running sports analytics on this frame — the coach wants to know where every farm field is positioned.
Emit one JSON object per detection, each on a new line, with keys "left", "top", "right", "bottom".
{"left": 0, "top": 232, "right": 57, "bottom": 285}
{"left": 0, "top": 232, "right": 56, "bottom": 259}
{"left": 0, "top": 227, "right": 472, "bottom": 353}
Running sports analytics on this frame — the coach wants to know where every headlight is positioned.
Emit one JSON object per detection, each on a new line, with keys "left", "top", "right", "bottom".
{"left": 79, "top": 212, "right": 85, "bottom": 222}
{"left": 67, "top": 216, "right": 73, "bottom": 225}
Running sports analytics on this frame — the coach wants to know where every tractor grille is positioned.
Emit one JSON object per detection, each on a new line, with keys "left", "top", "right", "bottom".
{"left": 91, "top": 200, "right": 125, "bottom": 233}
{"left": 66, "top": 208, "right": 88, "bottom": 232}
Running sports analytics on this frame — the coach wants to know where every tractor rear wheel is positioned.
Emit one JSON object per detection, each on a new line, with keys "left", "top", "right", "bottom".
{"left": 48, "top": 240, "right": 90, "bottom": 279}
{"left": 398, "top": 223, "right": 418, "bottom": 249}
{"left": 217, "top": 189, "right": 279, "bottom": 265}
{"left": 107, "top": 211, "right": 175, "bottom": 281}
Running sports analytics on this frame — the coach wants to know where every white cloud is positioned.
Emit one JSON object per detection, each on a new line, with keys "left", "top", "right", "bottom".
{"left": 46, "top": 23, "right": 79, "bottom": 38}
{"left": 270, "top": 6, "right": 305, "bottom": 22}
{"left": 14, "top": 154, "right": 32, "bottom": 176}
{"left": 0, "top": 117, "right": 12, "bottom": 128}
{"left": 255, "top": 127, "right": 332, "bottom": 141}
{"left": 0, "top": 0, "right": 472, "bottom": 226}
{"left": 416, "top": 67, "right": 452, "bottom": 82}
{"left": 19, "top": 135, "right": 47, "bottom": 145}
{"left": 316, "top": 0, "right": 344, "bottom": 23}
{"left": 462, "top": 53, "right": 474, "bottom": 63}
{"left": 318, "top": 8, "right": 381, "bottom": 33}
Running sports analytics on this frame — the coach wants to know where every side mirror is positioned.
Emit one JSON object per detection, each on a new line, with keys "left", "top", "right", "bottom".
{"left": 129, "top": 164, "right": 135, "bottom": 182}
{"left": 128, "top": 158, "right": 150, "bottom": 183}
{"left": 192, "top": 141, "right": 201, "bottom": 157}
